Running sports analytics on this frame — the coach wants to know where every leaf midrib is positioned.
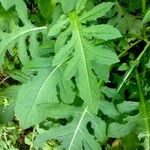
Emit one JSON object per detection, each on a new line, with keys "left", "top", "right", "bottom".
{"left": 24, "top": 63, "right": 61, "bottom": 128}
{"left": 69, "top": 11, "right": 95, "bottom": 111}
{"left": 68, "top": 107, "right": 88, "bottom": 150}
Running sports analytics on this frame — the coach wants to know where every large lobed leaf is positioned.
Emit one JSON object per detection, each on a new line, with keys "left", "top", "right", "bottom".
{"left": 0, "top": 0, "right": 48, "bottom": 66}
{"left": 15, "top": 65, "right": 75, "bottom": 129}
{"left": 15, "top": 69, "right": 59, "bottom": 128}
{"left": 34, "top": 104, "right": 106, "bottom": 150}
{"left": 52, "top": 10, "right": 120, "bottom": 113}
{"left": 0, "top": 26, "right": 47, "bottom": 65}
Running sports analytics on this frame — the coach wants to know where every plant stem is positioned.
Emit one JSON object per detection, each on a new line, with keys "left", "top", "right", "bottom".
{"left": 141, "top": 0, "right": 146, "bottom": 15}
{"left": 0, "top": 76, "right": 10, "bottom": 85}
{"left": 135, "top": 69, "right": 150, "bottom": 149}
{"left": 29, "top": 126, "right": 37, "bottom": 150}
{"left": 117, "top": 42, "right": 150, "bottom": 92}
{"left": 118, "top": 40, "right": 142, "bottom": 58}
{"left": 136, "top": 42, "right": 150, "bottom": 61}
{"left": 141, "top": 0, "right": 147, "bottom": 40}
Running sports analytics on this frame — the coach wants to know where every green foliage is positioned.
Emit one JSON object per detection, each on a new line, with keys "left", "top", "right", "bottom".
{"left": 143, "top": 10, "right": 150, "bottom": 24}
{"left": 0, "top": 0, "right": 150, "bottom": 149}
{"left": 60, "top": 0, "right": 77, "bottom": 13}
{"left": 37, "top": 0, "right": 53, "bottom": 22}
{"left": 35, "top": 104, "right": 106, "bottom": 149}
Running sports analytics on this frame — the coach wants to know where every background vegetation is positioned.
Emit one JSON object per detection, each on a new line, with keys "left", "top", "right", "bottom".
{"left": 0, "top": 0, "right": 150, "bottom": 149}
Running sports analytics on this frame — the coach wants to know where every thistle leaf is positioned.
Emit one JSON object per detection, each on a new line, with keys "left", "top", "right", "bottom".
{"left": 35, "top": 105, "right": 106, "bottom": 149}
{"left": 0, "top": 0, "right": 30, "bottom": 25}
{"left": 0, "top": 26, "right": 47, "bottom": 65}
{"left": 76, "top": 0, "right": 87, "bottom": 13}
{"left": 48, "top": 15, "right": 69, "bottom": 36}
{"left": 15, "top": 69, "right": 59, "bottom": 128}
{"left": 60, "top": 0, "right": 77, "bottom": 14}
{"left": 80, "top": 2, "right": 114, "bottom": 22}
{"left": 52, "top": 10, "right": 120, "bottom": 113}
{"left": 83, "top": 24, "right": 122, "bottom": 41}
{"left": 143, "top": 10, "right": 150, "bottom": 24}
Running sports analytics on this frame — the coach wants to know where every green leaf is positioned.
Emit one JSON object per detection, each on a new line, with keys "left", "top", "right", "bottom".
{"left": 0, "top": 86, "right": 19, "bottom": 124}
{"left": 60, "top": 0, "right": 77, "bottom": 13}
{"left": 108, "top": 100, "right": 150, "bottom": 149}
{"left": 143, "top": 10, "right": 150, "bottom": 24}
{"left": 80, "top": 2, "right": 114, "bottom": 22}
{"left": 37, "top": 0, "right": 53, "bottom": 21}
{"left": 83, "top": 42, "right": 119, "bottom": 65}
{"left": 35, "top": 105, "right": 106, "bottom": 149}
{"left": 28, "top": 32, "right": 40, "bottom": 58}
{"left": 92, "top": 62, "right": 109, "bottom": 82}
{"left": 48, "top": 15, "right": 69, "bottom": 37}
{"left": 0, "top": 0, "right": 14, "bottom": 10}
{"left": 52, "top": 11, "right": 119, "bottom": 113}
{"left": 108, "top": 5, "right": 142, "bottom": 34}
{"left": 58, "top": 68, "right": 75, "bottom": 104}
{"left": 76, "top": 0, "right": 87, "bottom": 13}
{"left": 100, "top": 87, "right": 118, "bottom": 99}
{"left": 18, "top": 36, "right": 29, "bottom": 65}
{"left": 15, "top": 68, "right": 60, "bottom": 128}
{"left": 122, "top": 133, "right": 140, "bottom": 150}
{"left": 138, "top": 101, "right": 150, "bottom": 149}
{"left": 83, "top": 24, "right": 122, "bottom": 41}
{"left": 36, "top": 103, "right": 80, "bottom": 119}
{"left": 0, "top": 104, "right": 14, "bottom": 124}
{"left": 22, "top": 57, "right": 53, "bottom": 73}
{"left": 15, "top": 65, "right": 75, "bottom": 128}
{"left": 0, "top": 0, "right": 30, "bottom": 25}
{"left": 0, "top": 6, "right": 17, "bottom": 32}
{"left": 0, "top": 26, "right": 47, "bottom": 65}
{"left": 99, "top": 101, "right": 120, "bottom": 119}
{"left": 67, "top": 12, "right": 100, "bottom": 113}
{"left": 108, "top": 120, "right": 137, "bottom": 138}
{"left": 53, "top": 35, "right": 75, "bottom": 65}
{"left": 14, "top": 0, "right": 30, "bottom": 25}
{"left": 8, "top": 70, "right": 32, "bottom": 83}
{"left": 54, "top": 27, "right": 72, "bottom": 52}
{"left": 117, "top": 101, "right": 139, "bottom": 114}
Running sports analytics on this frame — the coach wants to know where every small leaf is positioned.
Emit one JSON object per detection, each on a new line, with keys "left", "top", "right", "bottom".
{"left": 53, "top": 35, "right": 76, "bottom": 66}
{"left": 18, "top": 36, "right": 29, "bottom": 65}
{"left": 0, "top": 26, "right": 47, "bottom": 66}
{"left": 99, "top": 101, "right": 120, "bottom": 119}
{"left": 83, "top": 24, "right": 122, "bottom": 41}
{"left": 117, "top": 101, "right": 139, "bottom": 114}
{"left": 100, "top": 87, "right": 118, "bottom": 99}
{"left": 22, "top": 57, "right": 53, "bottom": 73}
{"left": 54, "top": 28, "right": 71, "bottom": 52}
{"left": 80, "top": 2, "right": 114, "bottom": 22}
{"left": 83, "top": 42, "right": 119, "bottom": 65}
{"left": 36, "top": 103, "right": 78, "bottom": 119}
{"left": 143, "top": 10, "right": 150, "bottom": 24}
{"left": 0, "top": 86, "right": 19, "bottom": 124}
{"left": 38, "top": 0, "right": 53, "bottom": 21}
{"left": 48, "top": 15, "right": 69, "bottom": 37}
{"left": 76, "top": 0, "right": 87, "bottom": 13}
{"left": 92, "top": 62, "right": 109, "bottom": 82}
{"left": 108, "top": 121, "right": 136, "bottom": 138}
{"left": 0, "top": 0, "right": 30, "bottom": 25}
{"left": 58, "top": 69, "right": 75, "bottom": 104}
{"left": 28, "top": 32, "right": 39, "bottom": 58}
{"left": 60, "top": 0, "right": 77, "bottom": 13}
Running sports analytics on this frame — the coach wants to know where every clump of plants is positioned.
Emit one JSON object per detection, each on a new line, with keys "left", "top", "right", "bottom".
{"left": 0, "top": 0, "right": 150, "bottom": 149}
